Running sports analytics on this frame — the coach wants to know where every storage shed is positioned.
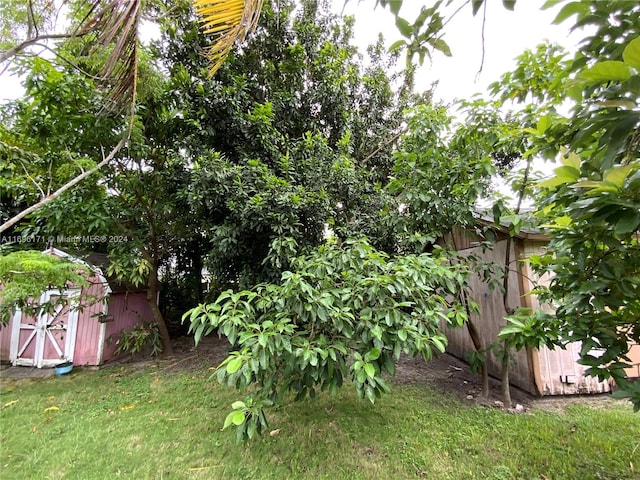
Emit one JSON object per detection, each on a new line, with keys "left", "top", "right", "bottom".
{"left": 0, "top": 248, "right": 154, "bottom": 368}
{"left": 441, "top": 221, "right": 640, "bottom": 396}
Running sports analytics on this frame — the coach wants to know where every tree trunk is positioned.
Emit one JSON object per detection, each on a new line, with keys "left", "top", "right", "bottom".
{"left": 190, "top": 241, "right": 204, "bottom": 303}
{"left": 501, "top": 341, "right": 512, "bottom": 408}
{"left": 481, "top": 362, "right": 489, "bottom": 398}
{"left": 465, "top": 318, "right": 490, "bottom": 397}
{"left": 147, "top": 263, "right": 173, "bottom": 356}
{"left": 461, "top": 291, "right": 490, "bottom": 398}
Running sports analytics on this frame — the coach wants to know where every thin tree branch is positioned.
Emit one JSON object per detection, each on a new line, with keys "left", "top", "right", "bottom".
{"left": 442, "top": 0, "right": 470, "bottom": 29}
{"left": 27, "top": 0, "right": 39, "bottom": 39}
{"left": 362, "top": 129, "right": 407, "bottom": 164}
{"left": 0, "top": 32, "right": 94, "bottom": 64}
{"left": 141, "top": 5, "right": 179, "bottom": 22}
{"left": 46, "top": 157, "right": 53, "bottom": 196}
{"left": 475, "top": 0, "right": 488, "bottom": 82}
{"left": 0, "top": 137, "right": 127, "bottom": 234}
{"left": 29, "top": 42, "right": 106, "bottom": 80}
{"left": 19, "top": 159, "right": 46, "bottom": 199}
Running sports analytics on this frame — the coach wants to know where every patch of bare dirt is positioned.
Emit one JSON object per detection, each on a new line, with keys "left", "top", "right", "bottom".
{"left": 159, "top": 335, "right": 231, "bottom": 372}
{"left": 393, "top": 350, "right": 534, "bottom": 408}
{"left": 146, "top": 336, "right": 619, "bottom": 412}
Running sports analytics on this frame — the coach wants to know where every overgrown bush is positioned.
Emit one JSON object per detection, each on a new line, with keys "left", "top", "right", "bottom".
{"left": 113, "top": 322, "right": 162, "bottom": 357}
{"left": 185, "top": 239, "right": 474, "bottom": 442}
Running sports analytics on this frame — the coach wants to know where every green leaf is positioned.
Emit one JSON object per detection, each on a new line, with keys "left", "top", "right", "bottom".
{"left": 580, "top": 61, "right": 632, "bottom": 83}
{"left": 615, "top": 212, "right": 640, "bottom": 236}
{"left": 492, "top": 202, "right": 502, "bottom": 225}
{"left": 231, "top": 410, "right": 246, "bottom": 426}
{"left": 604, "top": 165, "right": 633, "bottom": 188}
{"left": 561, "top": 151, "right": 581, "bottom": 169}
{"left": 502, "top": 0, "right": 516, "bottom": 11}
{"left": 226, "top": 356, "right": 243, "bottom": 374}
{"left": 431, "top": 336, "right": 446, "bottom": 353}
{"left": 365, "top": 385, "right": 376, "bottom": 403}
{"left": 543, "top": 216, "right": 572, "bottom": 229}
{"left": 536, "top": 114, "right": 552, "bottom": 134}
{"left": 388, "top": 39, "right": 406, "bottom": 53}
{"left": 231, "top": 400, "right": 246, "bottom": 410}
{"left": 223, "top": 411, "right": 237, "bottom": 430}
{"left": 388, "top": 0, "right": 402, "bottom": 16}
{"left": 554, "top": 165, "right": 580, "bottom": 182}
{"left": 364, "top": 363, "right": 376, "bottom": 379}
{"left": 366, "top": 348, "right": 381, "bottom": 361}
{"left": 622, "top": 36, "right": 640, "bottom": 70}
{"left": 573, "top": 180, "right": 604, "bottom": 189}
{"left": 395, "top": 16, "right": 413, "bottom": 38}
{"left": 551, "top": 1, "right": 587, "bottom": 24}
{"left": 431, "top": 38, "right": 452, "bottom": 57}
{"left": 371, "top": 324, "right": 383, "bottom": 340}
{"left": 413, "top": 5, "right": 432, "bottom": 30}
{"left": 542, "top": 0, "right": 565, "bottom": 9}
{"left": 471, "top": 0, "right": 484, "bottom": 16}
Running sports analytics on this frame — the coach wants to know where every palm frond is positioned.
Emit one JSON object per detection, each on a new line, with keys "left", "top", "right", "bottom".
{"left": 194, "top": 0, "right": 264, "bottom": 76}
{"left": 77, "top": 0, "right": 141, "bottom": 112}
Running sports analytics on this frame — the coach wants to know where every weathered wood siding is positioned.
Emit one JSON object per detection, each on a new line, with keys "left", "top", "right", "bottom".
{"left": 519, "top": 241, "right": 612, "bottom": 395}
{"left": 627, "top": 344, "right": 640, "bottom": 379}
{"left": 442, "top": 234, "right": 615, "bottom": 395}
{"left": 443, "top": 239, "right": 536, "bottom": 394}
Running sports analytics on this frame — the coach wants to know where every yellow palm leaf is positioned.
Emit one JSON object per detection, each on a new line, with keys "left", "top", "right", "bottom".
{"left": 193, "top": 0, "right": 264, "bottom": 76}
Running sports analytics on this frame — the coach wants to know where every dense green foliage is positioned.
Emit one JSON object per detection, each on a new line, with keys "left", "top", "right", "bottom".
{"left": 388, "top": 104, "right": 496, "bottom": 251}
{"left": 528, "top": 1, "right": 640, "bottom": 409}
{"left": 0, "top": 58, "right": 119, "bottom": 229}
{"left": 185, "top": 239, "right": 472, "bottom": 441}
{"left": 1, "top": 0, "right": 639, "bottom": 454}
{"left": 0, "top": 250, "right": 89, "bottom": 323}
{"left": 420, "top": 0, "right": 640, "bottom": 410}
{"left": 160, "top": 0, "right": 425, "bottom": 286}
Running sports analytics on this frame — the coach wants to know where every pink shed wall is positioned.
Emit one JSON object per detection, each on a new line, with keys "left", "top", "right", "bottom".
{"left": 0, "top": 322, "right": 11, "bottom": 362}
{"left": 72, "top": 278, "right": 109, "bottom": 365}
{"left": 101, "top": 291, "right": 153, "bottom": 364}
{"left": 0, "top": 285, "right": 152, "bottom": 366}
{"left": 0, "top": 284, "right": 10, "bottom": 361}
{"left": 520, "top": 241, "right": 613, "bottom": 395}
{"left": 0, "top": 250, "right": 153, "bottom": 367}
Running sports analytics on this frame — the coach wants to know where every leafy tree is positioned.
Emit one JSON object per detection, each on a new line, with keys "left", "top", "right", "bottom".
{"left": 1, "top": 0, "right": 262, "bottom": 232}
{"left": 527, "top": 1, "right": 640, "bottom": 409}
{"left": 388, "top": 104, "right": 496, "bottom": 252}
{"left": 185, "top": 238, "right": 472, "bottom": 442}
{"left": 483, "top": 1, "right": 640, "bottom": 409}
{"left": 1, "top": 55, "right": 181, "bottom": 354}
{"left": 159, "top": 0, "right": 423, "bottom": 286}
{"left": 354, "top": 0, "right": 516, "bottom": 68}
{"left": 0, "top": 57, "right": 121, "bottom": 232}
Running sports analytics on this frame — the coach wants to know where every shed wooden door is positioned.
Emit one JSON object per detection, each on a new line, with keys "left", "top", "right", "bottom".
{"left": 9, "top": 289, "right": 80, "bottom": 368}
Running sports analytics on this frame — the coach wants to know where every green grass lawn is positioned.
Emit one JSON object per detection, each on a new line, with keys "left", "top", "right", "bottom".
{"left": 1, "top": 364, "right": 638, "bottom": 480}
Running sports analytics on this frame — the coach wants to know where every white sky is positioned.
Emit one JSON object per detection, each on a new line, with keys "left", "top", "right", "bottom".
{"left": 340, "top": 0, "right": 576, "bottom": 104}
{"left": 338, "top": 1, "right": 579, "bottom": 189}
